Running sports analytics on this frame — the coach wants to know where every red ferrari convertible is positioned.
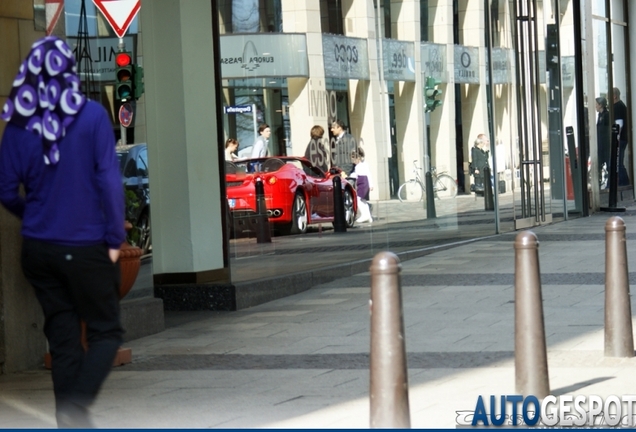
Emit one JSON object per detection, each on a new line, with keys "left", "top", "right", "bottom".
{"left": 225, "top": 157, "right": 357, "bottom": 235}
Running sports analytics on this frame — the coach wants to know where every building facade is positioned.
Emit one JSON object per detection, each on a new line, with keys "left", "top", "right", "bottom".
{"left": 218, "top": 0, "right": 632, "bottom": 222}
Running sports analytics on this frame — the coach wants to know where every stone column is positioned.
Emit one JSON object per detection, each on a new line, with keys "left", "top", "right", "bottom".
{"left": 0, "top": 2, "right": 47, "bottom": 373}
{"left": 428, "top": 0, "right": 457, "bottom": 182}
{"left": 393, "top": 0, "right": 425, "bottom": 189}
{"left": 141, "top": 1, "right": 228, "bottom": 289}
{"left": 342, "top": 0, "right": 391, "bottom": 200}
{"left": 283, "top": 0, "right": 330, "bottom": 159}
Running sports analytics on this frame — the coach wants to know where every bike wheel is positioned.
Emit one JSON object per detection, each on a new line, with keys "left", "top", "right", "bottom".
{"left": 435, "top": 174, "right": 457, "bottom": 199}
{"left": 397, "top": 180, "right": 423, "bottom": 202}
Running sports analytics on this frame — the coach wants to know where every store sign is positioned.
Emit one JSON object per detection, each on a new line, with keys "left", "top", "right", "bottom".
{"left": 66, "top": 36, "right": 135, "bottom": 82}
{"left": 383, "top": 39, "right": 416, "bottom": 82}
{"left": 220, "top": 34, "right": 309, "bottom": 79}
{"left": 454, "top": 45, "right": 480, "bottom": 84}
{"left": 421, "top": 43, "right": 447, "bottom": 82}
{"left": 323, "top": 34, "right": 370, "bottom": 80}
{"left": 486, "top": 48, "right": 513, "bottom": 84}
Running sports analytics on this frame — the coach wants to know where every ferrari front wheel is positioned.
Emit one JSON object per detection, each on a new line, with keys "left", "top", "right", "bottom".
{"left": 282, "top": 192, "right": 308, "bottom": 235}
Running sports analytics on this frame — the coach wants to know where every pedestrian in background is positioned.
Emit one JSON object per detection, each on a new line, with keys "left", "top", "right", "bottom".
{"left": 304, "top": 125, "right": 329, "bottom": 172}
{"left": 0, "top": 36, "right": 125, "bottom": 428}
{"left": 350, "top": 147, "right": 373, "bottom": 223}
{"left": 613, "top": 87, "right": 629, "bottom": 186}
{"left": 250, "top": 123, "right": 271, "bottom": 158}
{"left": 330, "top": 119, "right": 356, "bottom": 176}
{"left": 596, "top": 96, "right": 611, "bottom": 186}
{"left": 470, "top": 133, "right": 490, "bottom": 194}
{"left": 225, "top": 137, "right": 239, "bottom": 161}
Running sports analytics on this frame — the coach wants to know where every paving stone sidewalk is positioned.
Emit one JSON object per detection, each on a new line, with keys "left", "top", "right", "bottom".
{"left": 2, "top": 208, "right": 636, "bottom": 428}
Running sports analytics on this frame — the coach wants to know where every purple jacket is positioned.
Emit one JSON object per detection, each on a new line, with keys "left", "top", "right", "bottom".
{"left": 0, "top": 101, "right": 125, "bottom": 249}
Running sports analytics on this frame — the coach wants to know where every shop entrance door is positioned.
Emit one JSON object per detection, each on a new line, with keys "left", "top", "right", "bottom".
{"left": 513, "top": 0, "right": 552, "bottom": 229}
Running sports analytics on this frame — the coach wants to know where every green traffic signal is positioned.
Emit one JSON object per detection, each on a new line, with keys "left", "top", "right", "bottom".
{"left": 133, "top": 64, "right": 145, "bottom": 100}
{"left": 424, "top": 76, "right": 442, "bottom": 112}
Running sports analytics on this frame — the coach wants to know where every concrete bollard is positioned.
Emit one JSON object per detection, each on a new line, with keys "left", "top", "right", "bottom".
{"left": 370, "top": 252, "right": 410, "bottom": 428}
{"left": 332, "top": 175, "right": 347, "bottom": 233}
{"left": 254, "top": 178, "right": 271, "bottom": 243}
{"left": 604, "top": 216, "right": 634, "bottom": 357}
{"left": 514, "top": 231, "right": 550, "bottom": 398}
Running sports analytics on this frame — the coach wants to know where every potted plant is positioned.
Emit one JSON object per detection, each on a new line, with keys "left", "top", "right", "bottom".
{"left": 119, "top": 188, "right": 144, "bottom": 299}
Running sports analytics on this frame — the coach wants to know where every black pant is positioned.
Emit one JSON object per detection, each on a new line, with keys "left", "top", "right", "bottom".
{"left": 618, "top": 139, "right": 630, "bottom": 186}
{"left": 21, "top": 239, "right": 123, "bottom": 422}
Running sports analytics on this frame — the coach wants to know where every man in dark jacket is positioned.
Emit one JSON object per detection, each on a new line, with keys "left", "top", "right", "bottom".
{"left": 330, "top": 119, "right": 357, "bottom": 176}
{"left": 613, "top": 87, "right": 629, "bottom": 186}
{"left": 471, "top": 134, "right": 491, "bottom": 194}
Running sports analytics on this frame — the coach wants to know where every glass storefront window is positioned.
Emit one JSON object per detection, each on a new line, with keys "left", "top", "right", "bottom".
{"left": 611, "top": 0, "right": 625, "bottom": 22}
{"left": 592, "top": 0, "right": 606, "bottom": 17}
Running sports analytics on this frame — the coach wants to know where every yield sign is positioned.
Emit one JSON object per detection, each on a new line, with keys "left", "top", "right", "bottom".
{"left": 92, "top": 0, "right": 141, "bottom": 38}
{"left": 45, "top": 0, "right": 64, "bottom": 35}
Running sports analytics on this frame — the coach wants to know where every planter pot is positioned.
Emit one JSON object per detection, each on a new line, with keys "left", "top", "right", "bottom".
{"left": 119, "top": 240, "right": 143, "bottom": 299}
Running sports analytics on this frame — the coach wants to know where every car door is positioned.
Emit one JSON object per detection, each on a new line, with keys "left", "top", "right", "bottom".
{"left": 301, "top": 160, "right": 333, "bottom": 219}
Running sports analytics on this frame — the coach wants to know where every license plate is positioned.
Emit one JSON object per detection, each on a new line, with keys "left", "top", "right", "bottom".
{"left": 228, "top": 198, "right": 236, "bottom": 208}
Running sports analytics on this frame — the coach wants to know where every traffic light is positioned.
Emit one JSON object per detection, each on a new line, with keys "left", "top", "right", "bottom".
{"left": 133, "top": 64, "right": 145, "bottom": 100}
{"left": 115, "top": 51, "right": 134, "bottom": 102}
{"left": 425, "top": 76, "right": 442, "bottom": 112}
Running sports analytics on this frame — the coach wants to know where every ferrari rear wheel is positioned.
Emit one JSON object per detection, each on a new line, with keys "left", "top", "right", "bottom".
{"left": 285, "top": 192, "right": 308, "bottom": 235}
{"left": 343, "top": 189, "right": 356, "bottom": 228}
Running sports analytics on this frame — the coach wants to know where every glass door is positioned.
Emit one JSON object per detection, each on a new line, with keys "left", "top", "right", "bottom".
{"left": 511, "top": 0, "right": 552, "bottom": 229}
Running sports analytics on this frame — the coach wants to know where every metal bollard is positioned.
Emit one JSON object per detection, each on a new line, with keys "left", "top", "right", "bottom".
{"left": 370, "top": 252, "right": 410, "bottom": 428}
{"left": 604, "top": 216, "right": 634, "bottom": 357}
{"left": 254, "top": 178, "right": 271, "bottom": 243}
{"left": 332, "top": 175, "right": 347, "bottom": 233}
{"left": 484, "top": 167, "right": 494, "bottom": 211}
{"left": 425, "top": 171, "right": 437, "bottom": 219}
{"left": 514, "top": 231, "right": 550, "bottom": 398}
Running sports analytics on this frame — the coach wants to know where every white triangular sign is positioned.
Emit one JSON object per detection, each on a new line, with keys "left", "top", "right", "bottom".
{"left": 93, "top": 0, "right": 140, "bottom": 38}
{"left": 45, "top": 0, "right": 64, "bottom": 35}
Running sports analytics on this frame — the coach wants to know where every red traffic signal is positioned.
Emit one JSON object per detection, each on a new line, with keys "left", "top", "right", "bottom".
{"left": 116, "top": 52, "right": 132, "bottom": 68}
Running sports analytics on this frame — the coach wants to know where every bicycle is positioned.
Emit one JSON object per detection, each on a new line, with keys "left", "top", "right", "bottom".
{"left": 397, "top": 160, "right": 458, "bottom": 202}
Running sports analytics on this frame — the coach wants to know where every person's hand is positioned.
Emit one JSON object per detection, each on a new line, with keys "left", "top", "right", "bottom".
{"left": 475, "top": 169, "right": 480, "bottom": 174}
{"left": 108, "top": 248, "right": 120, "bottom": 263}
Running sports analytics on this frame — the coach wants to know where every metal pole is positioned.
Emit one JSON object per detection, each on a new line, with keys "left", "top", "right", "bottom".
{"left": 252, "top": 103, "right": 258, "bottom": 144}
{"left": 254, "top": 178, "right": 271, "bottom": 243}
{"left": 332, "top": 176, "right": 347, "bottom": 232}
{"left": 604, "top": 216, "right": 634, "bottom": 357}
{"left": 370, "top": 251, "right": 410, "bottom": 428}
{"left": 425, "top": 171, "right": 436, "bottom": 219}
{"left": 118, "top": 37, "right": 127, "bottom": 146}
{"left": 601, "top": 125, "right": 625, "bottom": 212}
{"left": 483, "top": 167, "right": 494, "bottom": 211}
{"left": 514, "top": 231, "right": 550, "bottom": 398}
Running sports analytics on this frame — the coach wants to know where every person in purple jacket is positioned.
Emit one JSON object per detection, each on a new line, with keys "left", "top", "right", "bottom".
{"left": 0, "top": 36, "right": 125, "bottom": 428}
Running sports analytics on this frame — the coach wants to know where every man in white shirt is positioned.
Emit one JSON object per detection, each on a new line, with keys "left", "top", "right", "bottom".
{"left": 251, "top": 123, "right": 271, "bottom": 158}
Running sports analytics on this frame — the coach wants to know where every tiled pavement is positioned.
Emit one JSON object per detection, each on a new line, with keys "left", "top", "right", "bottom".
{"left": 2, "top": 205, "right": 636, "bottom": 428}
